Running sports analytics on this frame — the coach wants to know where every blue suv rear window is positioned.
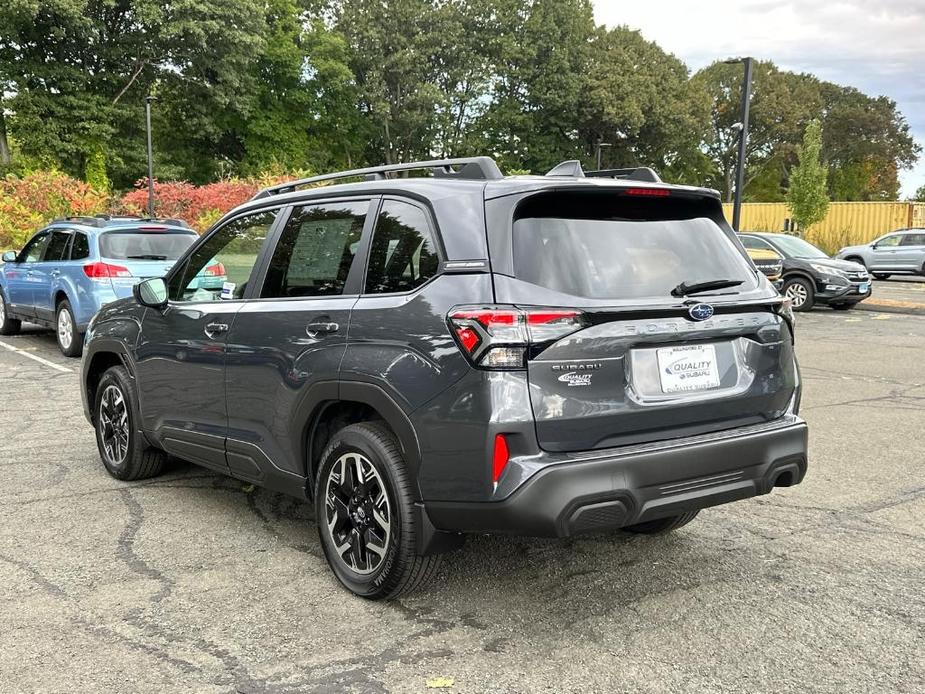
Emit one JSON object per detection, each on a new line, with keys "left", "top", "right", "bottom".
{"left": 100, "top": 230, "right": 196, "bottom": 261}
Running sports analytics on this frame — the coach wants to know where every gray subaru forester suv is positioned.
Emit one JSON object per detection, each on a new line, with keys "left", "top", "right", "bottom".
{"left": 81, "top": 157, "right": 808, "bottom": 598}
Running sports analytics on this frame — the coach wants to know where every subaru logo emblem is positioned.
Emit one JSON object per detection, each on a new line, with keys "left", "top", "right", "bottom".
{"left": 688, "top": 303, "right": 714, "bottom": 321}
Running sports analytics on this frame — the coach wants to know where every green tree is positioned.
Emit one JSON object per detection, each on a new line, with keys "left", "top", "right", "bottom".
{"left": 912, "top": 184, "right": 925, "bottom": 202}
{"left": 788, "top": 120, "right": 829, "bottom": 232}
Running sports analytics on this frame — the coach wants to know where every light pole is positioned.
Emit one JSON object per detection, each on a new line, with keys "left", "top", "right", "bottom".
{"left": 145, "top": 95, "right": 157, "bottom": 219}
{"left": 724, "top": 57, "right": 753, "bottom": 231}
{"left": 594, "top": 139, "right": 612, "bottom": 170}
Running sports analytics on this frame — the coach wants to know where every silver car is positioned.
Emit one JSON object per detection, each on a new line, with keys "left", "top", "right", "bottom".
{"left": 836, "top": 229, "right": 925, "bottom": 279}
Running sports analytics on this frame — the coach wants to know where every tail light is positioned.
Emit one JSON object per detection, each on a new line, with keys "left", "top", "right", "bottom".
{"left": 204, "top": 262, "right": 226, "bottom": 277}
{"left": 83, "top": 262, "right": 131, "bottom": 279}
{"left": 624, "top": 187, "right": 670, "bottom": 197}
{"left": 448, "top": 305, "right": 588, "bottom": 369}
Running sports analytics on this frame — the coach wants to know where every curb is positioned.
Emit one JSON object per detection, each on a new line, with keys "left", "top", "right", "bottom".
{"left": 854, "top": 299, "right": 925, "bottom": 316}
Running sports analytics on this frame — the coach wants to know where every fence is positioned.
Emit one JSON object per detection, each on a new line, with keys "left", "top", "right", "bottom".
{"left": 721, "top": 202, "right": 925, "bottom": 254}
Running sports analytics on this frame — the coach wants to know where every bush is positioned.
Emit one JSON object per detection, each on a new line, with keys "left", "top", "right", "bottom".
{"left": 0, "top": 170, "right": 108, "bottom": 248}
{"left": 117, "top": 178, "right": 261, "bottom": 232}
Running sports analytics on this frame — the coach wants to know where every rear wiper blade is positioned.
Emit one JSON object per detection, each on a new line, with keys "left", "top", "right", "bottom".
{"left": 127, "top": 254, "right": 168, "bottom": 260}
{"left": 671, "top": 278, "right": 744, "bottom": 297}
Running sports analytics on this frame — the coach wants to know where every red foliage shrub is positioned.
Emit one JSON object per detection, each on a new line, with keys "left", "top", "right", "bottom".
{"left": 118, "top": 178, "right": 260, "bottom": 232}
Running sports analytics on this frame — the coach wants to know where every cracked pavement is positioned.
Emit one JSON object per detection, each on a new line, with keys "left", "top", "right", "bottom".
{"left": 1, "top": 310, "right": 923, "bottom": 693}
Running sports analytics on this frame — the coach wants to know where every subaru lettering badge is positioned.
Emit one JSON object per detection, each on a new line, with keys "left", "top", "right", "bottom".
{"left": 688, "top": 303, "right": 714, "bottom": 321}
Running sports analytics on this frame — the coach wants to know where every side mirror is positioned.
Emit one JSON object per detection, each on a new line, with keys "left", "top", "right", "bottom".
{"left": 2, "top": 250, "right": 18, "bottom": 262}
{"left": 134, "top": 277, "right": 168, "bottom": 309}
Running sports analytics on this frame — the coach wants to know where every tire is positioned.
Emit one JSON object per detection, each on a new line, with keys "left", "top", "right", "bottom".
{"left": 624, "top": 510, "right": 700, "bottom": 535}
{"left": 314, "top": 422, "right": 441, "bottom": 600}
{"left": 782, "top": 277, "right": 815, "bottom": 311}
{"left": 872, "top": 273, "right": 890, "bottom": 280}
{"left": 0, "top": 290, "right": 21, "bottom": 336}
{"left": 94, "top": 365, "right": 167, "bottom": 481}
{"left": 55, "top": 299, "right": 82, "bottom": 357}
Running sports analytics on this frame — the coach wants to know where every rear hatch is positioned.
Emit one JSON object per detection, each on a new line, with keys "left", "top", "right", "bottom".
{"left": 486, "top": 188, "right": 797, "bottom": 452}
{"left": 98, "top": 226, "right": 198, "bottom": 297}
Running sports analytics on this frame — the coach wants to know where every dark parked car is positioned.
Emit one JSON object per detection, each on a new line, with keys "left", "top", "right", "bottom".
{"left": 81, "top": 158, "right": 807, "bottom": 598}
{"left": 739, "top": 232, "right": 870, "bottom": 311}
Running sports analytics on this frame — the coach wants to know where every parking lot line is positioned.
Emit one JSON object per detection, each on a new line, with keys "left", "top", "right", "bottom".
{"left": 0, "top": 339, "right": 73, "bottom": 373}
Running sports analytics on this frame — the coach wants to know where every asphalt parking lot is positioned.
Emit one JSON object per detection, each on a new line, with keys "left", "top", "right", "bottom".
{"left": 1, "top": 307, "right": 923, "bottom": 693}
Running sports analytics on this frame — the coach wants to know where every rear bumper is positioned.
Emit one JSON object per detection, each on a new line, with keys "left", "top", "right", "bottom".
{"left": 425, "top": 416, "right": 808, "bottom": 537}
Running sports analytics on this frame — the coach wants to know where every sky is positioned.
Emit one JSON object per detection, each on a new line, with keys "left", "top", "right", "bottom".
{"left": 592, "top": 0, "right": 925, "bottom": 198}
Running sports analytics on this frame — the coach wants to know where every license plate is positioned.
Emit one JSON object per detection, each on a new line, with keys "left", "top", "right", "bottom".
{"left": 858, "top": 282, "right": 870, "bottom": 293}
{"left": 656, "top": 344, "right": 721, "bottom": 394}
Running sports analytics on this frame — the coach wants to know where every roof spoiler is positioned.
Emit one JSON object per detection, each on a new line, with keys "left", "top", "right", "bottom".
{"left": 545, "top": 160, "right": 663, "bottom": 183}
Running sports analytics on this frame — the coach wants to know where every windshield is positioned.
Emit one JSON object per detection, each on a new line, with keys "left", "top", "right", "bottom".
{"left": 100, "top": 230, "right": 197, "bottom": 261}
{"left": 513, "top": 216, "right": 755, "bottom": 300}
{"left": 768, "top": 235, "right": 828, "bottom": 259}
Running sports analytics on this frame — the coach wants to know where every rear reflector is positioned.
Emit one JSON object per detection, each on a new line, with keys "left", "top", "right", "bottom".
{"left": 492, "top": 434, "right": 510, "bottom": 483}
{"left": 83, "top": 262, "right": 131, "bottom": 279}
{"left": 624, "top": 188, "right": 670, "bottom": 197}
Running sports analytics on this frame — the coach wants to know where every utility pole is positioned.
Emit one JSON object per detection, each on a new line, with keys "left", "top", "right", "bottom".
{"left": 725, "top": 57, "right": 753, "bottom": 231}
{"left": 145, "top": 96, "right": 157, "bottom": 218}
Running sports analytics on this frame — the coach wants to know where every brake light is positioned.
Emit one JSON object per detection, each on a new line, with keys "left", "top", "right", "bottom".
{"left": 492, "top": 434, "right": 510, "bottom": 484}
{"left": 204, "top": 262, "right": 226, "bottom": 277}
{"left": 624, "top": 188, "right": 670, "bottom": 197}
{"left": 137, "top": 225, "right": 168, "bottom": 232}
{"left": 448, "top": 306, "right": 588, "bottom": 369}
{"left": 83, "top": 262, "right": 131, "bottom": 279}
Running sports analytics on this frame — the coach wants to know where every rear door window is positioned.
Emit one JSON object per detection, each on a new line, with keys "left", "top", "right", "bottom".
{"left": 513, "top": 200, "right": 753, "bottom": 300}
{"left": 900, "top": 233, "right": 925, "bottom": 246}
{"left": 70, "top": 232, "right": 90, "bottom": 260}
{"left": 365, "top": 200, "right": 440, "bottom": 294}
{"left": 100, "top": 230, "right": 197, "bottom": 261}
{"left": 43, "top": 230, "right": 72, "bottom": 261}
{"left": 261, "top": 201, "right": 368, "bottom": 298}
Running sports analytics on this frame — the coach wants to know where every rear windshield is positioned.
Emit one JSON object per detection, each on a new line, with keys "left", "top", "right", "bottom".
{"left": 513, "top": 216, "right": 755, "bottom": 300}
{"left": 100, "top": 230, "right": 197, "bottom": 261}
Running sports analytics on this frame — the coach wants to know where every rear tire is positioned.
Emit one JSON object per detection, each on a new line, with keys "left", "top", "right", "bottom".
{"left": 94, "top": 366, "right": 167, "bottom": 481}
{"left": 624, "top": 510, "right": 700, "bottom": 535}
{"left": 783, "top": 277, "right": 815, "bottom": 311}
{"left": 56, "top": 299, "right": 82, "bottom": 357}
{"left": 315, "top": 422, "right": 441, "bottom": 599}
{"left": 0, "top": 290, "right": 21, "bottom": 335}
{"left": 873, "top": 273, "right": 890, "bottom": 280}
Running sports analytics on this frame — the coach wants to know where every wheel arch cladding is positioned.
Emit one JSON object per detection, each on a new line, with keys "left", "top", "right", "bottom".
{"left": 304, "top": 385, "right": 423, "bottom": 499}
{"left": 85, "top": 349, "right": 131, "bottom": 422}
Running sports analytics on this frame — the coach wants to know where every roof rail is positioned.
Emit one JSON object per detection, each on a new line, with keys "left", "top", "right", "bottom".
{"left": 252, "top": 156, "right": 504, "bottom": 200}
{"left": 585, "top": 167, "right": 662, "bottom": 183}
{"left": 53, "top": 216, "right": 107, "bottom": 227}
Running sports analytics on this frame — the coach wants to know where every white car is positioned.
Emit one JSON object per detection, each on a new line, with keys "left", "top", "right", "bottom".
{"left": 837, "top": 229, "right": 925, "bottom": 279}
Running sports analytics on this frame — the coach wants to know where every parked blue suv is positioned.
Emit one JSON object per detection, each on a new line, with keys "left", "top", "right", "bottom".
{"left": 0, "top": 216, "right": 200, "bottom": 356}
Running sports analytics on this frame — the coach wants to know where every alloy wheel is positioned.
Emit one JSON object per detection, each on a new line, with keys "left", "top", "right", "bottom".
{"left": 57, "top": 307, "right": 73, "bottom": 350}
{"left": 785, "top": 282, "right": 808, "bottom": 308}
{"left": 98, "top": 384, "right": 129, "bottom": 465}
{"left": 324, "top": 452, "right": 392, "bottom": 575}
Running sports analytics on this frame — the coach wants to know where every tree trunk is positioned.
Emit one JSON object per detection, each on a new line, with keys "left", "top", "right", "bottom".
{"left": 0, "top": 106, "right": 11, "bottom": 166}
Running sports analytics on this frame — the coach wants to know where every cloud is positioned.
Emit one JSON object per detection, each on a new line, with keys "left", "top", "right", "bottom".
{"left": 592, "top": 0, "right": 925, "bottom": 196}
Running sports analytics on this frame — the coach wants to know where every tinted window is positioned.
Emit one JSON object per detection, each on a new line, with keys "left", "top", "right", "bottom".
{"left": 70, "top": 232, "right": 90, "bottom": 260}
{"left": 44, "top": 230, "right": 72, "bottom": 261}
{"left": 261, "top": 201, "right": 368, "bottom": 298}
{"left": 740, "top": 235, "right": 775, "bottom": 252}
{"left": 171, "top": 210, "right": 277, "bottom": 302}
{"left": 365, "top": 200, "right": 439, "bottom": 294}
{"left": 900, "top": 233, "right": 925, "bottom": 246}
{"left": 20, "top": 232, "right": 50, "bottom": 263}
{"left": 514, "top": 216, "right": 753, "bottom": 300}
{"left": 100, "top": 230, "right": 197, "bottom": 260}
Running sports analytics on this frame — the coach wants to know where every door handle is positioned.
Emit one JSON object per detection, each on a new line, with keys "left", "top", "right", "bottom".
{"left": 306, "top": 321, "right": 339, "bottom": 337}
{"left": 204, "top": 322, "right": 229, "bottom": 339}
